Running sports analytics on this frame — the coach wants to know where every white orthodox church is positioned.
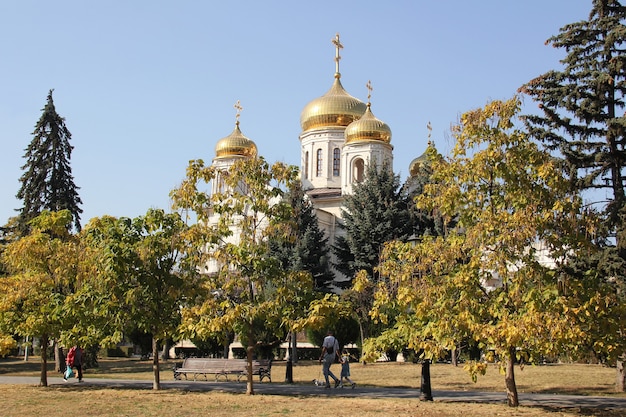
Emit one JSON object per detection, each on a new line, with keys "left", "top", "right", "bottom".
{"left": 207, "top": 34, "right": 424, "bottom": 283}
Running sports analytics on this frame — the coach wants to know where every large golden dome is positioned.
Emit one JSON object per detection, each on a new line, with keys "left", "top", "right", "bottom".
{"left": 214, "top": 121, "right": 257, "bottom": 159}
{"left": 300, "top": 74, "right": 367, "bottom": 132}
{"left": 345, "top": 102, "right": 391, "bottom": 144}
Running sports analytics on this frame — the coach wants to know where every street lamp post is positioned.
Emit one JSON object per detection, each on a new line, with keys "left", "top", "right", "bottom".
{"left": 420, "top": 358, "right": 433, "bottom": 401}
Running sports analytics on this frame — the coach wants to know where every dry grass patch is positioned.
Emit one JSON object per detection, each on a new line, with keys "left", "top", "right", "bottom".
{"left": 0, "top": 384, "right": 623, "bottom": 417}
{"left": 0, "top": 357, "right": 623, "bottom": 396}
{"left": 285, "top": 361, "right": 622, "bottom": 396}
{"left": 2, "top": 357, "right": 625, "bottom": 416}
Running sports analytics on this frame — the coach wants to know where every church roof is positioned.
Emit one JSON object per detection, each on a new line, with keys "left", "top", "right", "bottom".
{"left": 214, "top": 121, "right": 257, "bottom": 159}
{"left": 299, "top": 34, "right": 366, "bottom": 132}
{"left": 345, "top": 101, "right": 391, "bottom": 144}
{"left": 214, "top": 101, "right": 257, "bottom": 159}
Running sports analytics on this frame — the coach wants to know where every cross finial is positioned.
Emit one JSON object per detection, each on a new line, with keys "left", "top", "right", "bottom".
{"left": 332, "top": 33, "right": 343, "bottom": 75}
{"left": 427, "top": 121, "right": 432, "bottom": 144}
{"left": 366, "top": 80, "right": 373, "bottom": 103}
{"left": 234, "top": 100, "right": 243, "bottom": 124}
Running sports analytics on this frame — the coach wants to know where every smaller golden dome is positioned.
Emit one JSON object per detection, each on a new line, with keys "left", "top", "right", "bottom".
{"left": 409, "top": 152, "right": 429, "bottom": 177}
{"left": 344, "top": 103, "right": 392, "bottom": 144}
{"left": 214, "top": 121, "right": 257, "bottom": 159}
{"left": 409, "top": 141, "right": 439, "bottom": 177}
{"left": 300, "top": 75, "right": 367, "bottom": 132}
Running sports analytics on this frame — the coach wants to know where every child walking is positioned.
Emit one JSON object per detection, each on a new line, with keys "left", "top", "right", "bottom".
{"left": 339, "top": 349, "right": 356, "bottom": 388}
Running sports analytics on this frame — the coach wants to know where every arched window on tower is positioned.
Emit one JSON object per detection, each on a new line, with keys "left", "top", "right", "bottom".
{"left": 332, "top": 148, "right": 340, "bottom": 176}
{"left": 316, "top": 149, "right": 323, "bottom": 177}
{"left": 304, "top": 151, "right": 309, "bottom": 180}
{"left": 353, "top": 158, "right": 365, "bottom": 183}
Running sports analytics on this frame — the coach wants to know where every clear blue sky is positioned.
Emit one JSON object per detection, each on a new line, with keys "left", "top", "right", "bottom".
{"left": 0, "top": 1, "right": 593, "bottom": 226}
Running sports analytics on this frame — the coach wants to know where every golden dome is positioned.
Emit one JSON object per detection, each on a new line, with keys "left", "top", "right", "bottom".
{"left": 300, "top": 75, "right": 367, "bottom": 132}
{"left": 214, "top": 121, "right": 257, "bottom": 159}
{"left": 345, "top": 103, "right": 392, "bottom": 144}
{"left": 409, "top": 151, "right": 429, "bottom": 177}
{"left": 409, "top": 142, "right": 438, "bottom": 177}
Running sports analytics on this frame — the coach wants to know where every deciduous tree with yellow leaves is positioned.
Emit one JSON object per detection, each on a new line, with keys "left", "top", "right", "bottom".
{"left": 366, "top": 97, "right": 597, "bottom": 407}
{"left": 171, "top": 157, "right": 313, "bottom": 395}
{"left": 0, "top": 211, "right": 84, "bottom": 386}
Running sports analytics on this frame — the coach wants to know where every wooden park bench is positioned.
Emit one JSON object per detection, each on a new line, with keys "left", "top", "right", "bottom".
{"left": 173, "top": 357, "right": 272, "bottom": 382}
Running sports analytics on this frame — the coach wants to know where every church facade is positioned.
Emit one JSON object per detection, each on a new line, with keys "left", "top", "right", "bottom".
{"left": 206, "top": 34, "right": 422, "bottom": 283}
{"left": 298, "top": 35, "right": 393, "bottom": 254}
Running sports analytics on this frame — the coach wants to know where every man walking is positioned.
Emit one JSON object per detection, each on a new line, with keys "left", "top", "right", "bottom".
{"left": 319, "top": 330, "right": 340, "bottom": 388}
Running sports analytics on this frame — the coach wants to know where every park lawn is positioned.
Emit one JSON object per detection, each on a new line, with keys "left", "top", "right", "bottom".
{"left": 0, "top": 357, "right": 624, "bottom": 395}
{"left": 1, "top": 357, "right": 625, "bottom": 417}
{"left": 0, "top": 384, "right": 624, "bottom": 417}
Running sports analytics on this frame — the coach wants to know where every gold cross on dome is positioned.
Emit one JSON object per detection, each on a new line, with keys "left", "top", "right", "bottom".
{"left": 332, "top": 33, "right": 343, "bottom": 74}
{"left": 366, "top": 80, "right": 373, "bottom": 102}
{"left": 234, "top": 100, "right": 243, "bottom": 122}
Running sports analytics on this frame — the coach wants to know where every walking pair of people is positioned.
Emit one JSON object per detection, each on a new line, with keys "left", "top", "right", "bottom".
{"left": 319, "top": 330, "right": 356, "bottom": 389}
{"left": 63, "top": 344, "right": 84, "bottom": 382}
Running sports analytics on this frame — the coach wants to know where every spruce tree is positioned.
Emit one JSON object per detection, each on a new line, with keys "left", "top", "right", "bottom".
{"left": 520, "top": 0, "right": 626, "bottom": 391}
{"left": 519, "top": 0, "right": 626, "bottom": 245}
{"left": 17, "top": 90, "right": 82, "bottom": 234}
{"left": 0, "top": 218, "right": 19, "bottom": 277}
{"left": 269, "top": 181, "right": 333, "bottom": 291}
{"left": 333, "top": 160, "right": 412, "bottom": 282}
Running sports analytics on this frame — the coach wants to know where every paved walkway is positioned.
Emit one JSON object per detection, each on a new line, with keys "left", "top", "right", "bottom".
{"left": 1, "top": 376, "right": 625, "bottom": 410}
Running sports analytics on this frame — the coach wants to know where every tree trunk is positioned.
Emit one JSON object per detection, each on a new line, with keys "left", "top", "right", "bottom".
{"left": 39, "top": 335, "right": 48, "bottom": 387}
{"left": 617, "top": 358, "right": 625, "bottom": 392}
{"left": 152, "top": 337, "right": 161, "bottom": 390}
{"left": 451, "top": 347, "right": 458, "bottom": 367}
{"left": 291, "top": 331, "right": 298, "bottom": 364}
{"left": 358, "top": 320, "right": 365, "bottom": 363}
{"left": 84, "top": 344, "right": 99, "bottom": 369}
{"left": 284, "top": 331, "right": 293, "bottom": 383}
{"left": 246, "top": 329, "right": 255, "bottom": 395}
{"left": 24, "top": 336, "right": 29, "bottom": 361}
{"left": 505, "top": 346, "right": 519, "bottom": 407}
{"left": 160, "top": 340, "right": 170, "bottom": 360}
{"left": 54, "top": 340, "right": 63, "bottom": 373}
{"left": 223, "top": 340, "right": 230, "bottom": 358}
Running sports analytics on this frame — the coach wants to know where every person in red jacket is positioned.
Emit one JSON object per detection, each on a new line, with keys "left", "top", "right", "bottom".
{"left": 65, "top": 345, "right": 84, "bottom": 382}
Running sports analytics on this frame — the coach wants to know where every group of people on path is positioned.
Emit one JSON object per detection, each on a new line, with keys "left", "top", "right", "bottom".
{"left": 319, "top": 330, "right": 356, "bottom": 389}
{"left": 62, "top": 333, "right": 351, "bottom": 388}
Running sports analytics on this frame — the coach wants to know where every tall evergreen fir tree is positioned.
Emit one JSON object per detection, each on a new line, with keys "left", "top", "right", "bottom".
{"left": 17, "top": 90, "right": 82, "bottom": 234}
{"left": 269, "top": 182, "right": 333, "bottom": 291}
{"left": 333, "top": 160, "right": 412, "bottom": 283}
{"left": 520, "top": 0, "right": 626, "bottom": 391}
{"left": 0, "top": 218, "right": 19, "bottom": 277}
{"left": 519, "top": 0, "right": 626, "bottom": 244}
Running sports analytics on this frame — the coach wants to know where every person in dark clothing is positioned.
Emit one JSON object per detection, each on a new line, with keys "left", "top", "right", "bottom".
{"left": 73, "top": 345, "right": 83, "bottom": 382}
{"left": 65, "top": 345, "right": 84, "bottom": 382}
